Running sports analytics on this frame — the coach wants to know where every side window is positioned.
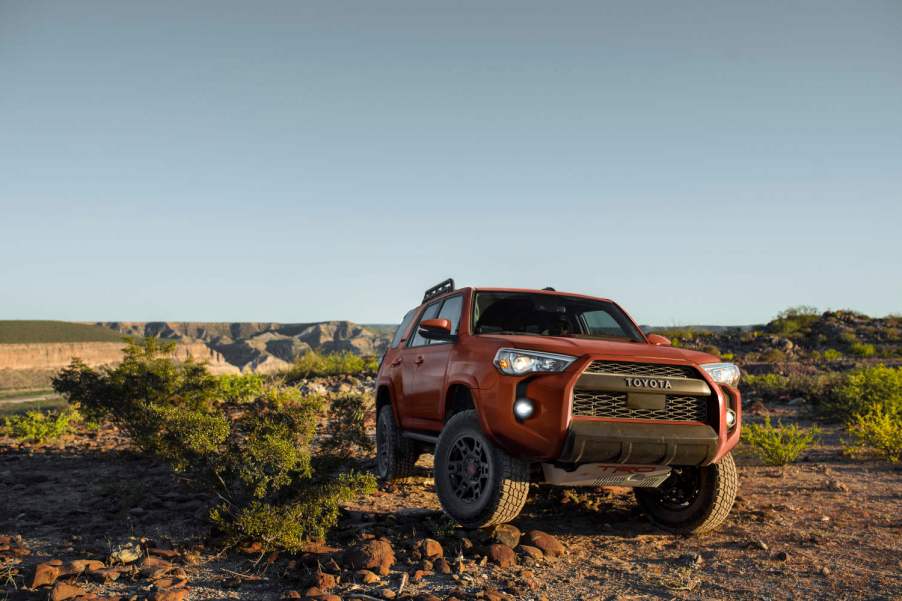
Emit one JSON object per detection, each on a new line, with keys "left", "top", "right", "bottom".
{"left": 390, "top": 308, "right": 418, "bottom": 348}
{"left": 407, "top": 302, "right": 441, "bottom": 347}
{"left": 432, "top": 295, "right": 463, "bottom": 344}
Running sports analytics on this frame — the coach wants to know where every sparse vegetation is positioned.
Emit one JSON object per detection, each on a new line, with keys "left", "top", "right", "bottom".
{"left": 2, "top": 407, "right": 80, "bottom": 443}
{"left": 51, "top": 338, "right": 375, "bottom": 551}
{"left": 283, "top": 350, "right": 379, "bottom": 382}
{"left": 743, "top": 416, "right": 819, "bottom": 466}
{"left": 767, "top": 306, "right": 819, "bottom": 336}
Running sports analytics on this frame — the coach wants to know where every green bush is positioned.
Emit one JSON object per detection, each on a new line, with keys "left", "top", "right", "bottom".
{"left": 822, "top": 348, "right": 843, "bottom": 362}
{"left": 846, "top": 406, "right": 902, "bottom": 463}
{"left": 825, "top": 365, "right": 902, "bottom": 419}
{"left": 743, "top": 416, "right": 819, "bottom": 466}
{"left": 768, "top": 306, "right": 819, "bottom": 336}
{"left": 2, "top": 407, "right": 80, "bottom": 443}
{"left": 849, "top": 342, "right": 877, "bottom": 357}
{"left": 217, "top": 373, "right": 265, "bottom": 404}
{"left": 743, "top": 373, "right": 791, "bottom": 397}
{"left": 283, "top": 351, "right": 379, "bottom": 382}
{"left": 52, "top": 338, "right": 375, "bottom": 551}
{"left": 761, "top": 349, "right": 787, "bottom": 363}
{"left": 319, "top": 392, "right": 374, "bottom": 459}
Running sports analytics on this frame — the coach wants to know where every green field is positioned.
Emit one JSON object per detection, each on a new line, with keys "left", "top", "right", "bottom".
{"left": 0, "top": 321, "right": 126, "bottom": 344}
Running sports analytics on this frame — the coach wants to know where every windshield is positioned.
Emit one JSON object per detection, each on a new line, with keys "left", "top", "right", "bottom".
{"left": 472, "top": 292, "right": 644, "bottom": 342}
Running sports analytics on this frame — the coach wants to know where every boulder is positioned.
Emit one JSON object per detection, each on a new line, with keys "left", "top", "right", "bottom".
{"left": 491, "top": 524, "right": 521, "bottom": 548}
{"left": 523, "top": 531, "right": 565, "bottom": 558}
{"left": 420, "top": 538, "right": 443, "bottom": 559}
{"left": 343, "top": 539, "right": 395, "bottom": 575}
{"left": 487, "top": 544, "right": 516, "bottom": 568}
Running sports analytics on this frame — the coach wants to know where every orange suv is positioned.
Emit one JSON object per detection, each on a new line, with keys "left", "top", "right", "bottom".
{"left": 375, "top": 279, "right": 742, "bottom": 533}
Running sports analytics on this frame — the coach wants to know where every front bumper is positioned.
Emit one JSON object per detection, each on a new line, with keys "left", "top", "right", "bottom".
{"left": 474, "top": 355, "right": 742, "bottom": 465}
{"left": 556, "top": 420, "right": 719, "bottom": 465}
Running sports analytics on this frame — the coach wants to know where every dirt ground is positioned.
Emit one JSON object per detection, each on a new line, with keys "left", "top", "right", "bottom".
{"left": 1, "top": 407, "right": 900, "bottom": 601}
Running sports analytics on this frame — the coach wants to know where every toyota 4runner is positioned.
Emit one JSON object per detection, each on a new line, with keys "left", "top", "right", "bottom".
{"left": 375, "top": 279, "right": 742, "bottom": 533}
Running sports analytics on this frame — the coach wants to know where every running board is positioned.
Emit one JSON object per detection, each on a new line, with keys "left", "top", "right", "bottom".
{"left": 401, "top": 431, "right": 439, "bottom": 445}
{"left": 542, "top": 463, "right": 671, "bottom": 488}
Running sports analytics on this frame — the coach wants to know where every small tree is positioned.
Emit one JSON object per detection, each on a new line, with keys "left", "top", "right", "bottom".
{"left": 52, "top": 338, "right": 375, "bottom": 551}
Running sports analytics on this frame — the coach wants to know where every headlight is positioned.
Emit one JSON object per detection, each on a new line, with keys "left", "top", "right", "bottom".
{"left": 701, "top": 362, "right": 741, "bottom": 387}
{"left": 493, "top": 348, "right": 576, "bottom": 375}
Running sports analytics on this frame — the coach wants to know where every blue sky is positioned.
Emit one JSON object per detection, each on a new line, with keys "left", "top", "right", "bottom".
{"left": 1, "top": 1, "right": 900, "bottom": 325}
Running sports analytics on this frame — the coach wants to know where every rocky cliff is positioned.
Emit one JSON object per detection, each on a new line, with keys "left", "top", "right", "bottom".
{"left": 97, "top": 321, "right": 390, "bottom": 373}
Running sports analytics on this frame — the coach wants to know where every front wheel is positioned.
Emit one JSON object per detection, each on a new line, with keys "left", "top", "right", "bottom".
{"left": 635, "top": 453, "right": 738, "bottom": 534}
{"left": 434, "top": 410, "right": 529, "bottom": 528}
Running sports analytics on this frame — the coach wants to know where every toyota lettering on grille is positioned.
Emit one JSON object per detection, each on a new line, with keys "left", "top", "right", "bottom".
{"left": 623, "top": 377, "right": 673, "bottom": 390}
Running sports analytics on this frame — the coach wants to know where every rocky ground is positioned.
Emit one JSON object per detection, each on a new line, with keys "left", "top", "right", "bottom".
{"left": 1, "top": 399, "right": 900, "bottom": 601}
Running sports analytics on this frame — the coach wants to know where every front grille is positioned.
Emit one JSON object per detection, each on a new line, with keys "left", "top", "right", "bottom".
{"left": 572, "top": 391, "right": 707, "bottom": 421}
{"left": 584, "top": 360, "right": 698, "bottom": 379}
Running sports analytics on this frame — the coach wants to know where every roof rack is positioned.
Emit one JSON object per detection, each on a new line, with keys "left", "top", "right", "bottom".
{"left": 423, "top": 278, "right": 455, "bottom": 303}
{"left": 542, "top": 286, "right": 556, "bottom": 291}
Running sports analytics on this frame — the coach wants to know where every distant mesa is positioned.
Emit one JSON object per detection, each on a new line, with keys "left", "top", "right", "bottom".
{"left": 0, "top": 320, "right": 392, "bottom": 390}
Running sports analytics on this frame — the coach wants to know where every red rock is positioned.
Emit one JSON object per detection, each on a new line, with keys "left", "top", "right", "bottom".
{"left": 313, "top": 571, "right": 337, "bottom": 590}
{"left": 147, "top": 547, "right": 181, "bottom": 559}
{"left": 519, "top": 545, "right": 544, "bottom": 561}
{"left": 523, "top": 531, "right": 565, "bottom": 558}
{"left": 31, "top": 561, "right": 63, "bottom": 588}
{"left": 487, "top": 544, "right": 516, "bottom": 568}
{"left": 491, "top": 524, "right": 521, "bottom": 548}
{"left": 343, "top": 539, "right": 395, "bottom": 576}
{"left": 354, "top": 569, "right": 380, "bottom": 583}
{"left": 151, "top": 588, "right": 190, "bottom": 601}
{"left": 282, "top": 592, "right": 302, "bottom": 600}
{"left": 434, "top": 557, "right": 452, "bottom": 574}
{"left": 420, "top": 538, "right": 443, "bottom": 559}
{"left": 67, "top": 559, "right": 105, "bottom": 574}
{"left": 50, "top": 582, "right": 87, "bottom": 601}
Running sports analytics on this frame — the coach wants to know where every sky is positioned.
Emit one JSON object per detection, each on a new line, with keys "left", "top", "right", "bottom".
{"left": 1, "top": 1, "right": 901, "bottom": 326}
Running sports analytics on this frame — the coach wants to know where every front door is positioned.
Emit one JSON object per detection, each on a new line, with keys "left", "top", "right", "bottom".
{"left": 402, "top": 294, "right": 464, "bottom": 427}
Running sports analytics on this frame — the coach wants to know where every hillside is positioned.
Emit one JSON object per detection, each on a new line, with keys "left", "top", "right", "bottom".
{"left": 0, "top": 321, "right": 125, "bottom": 344}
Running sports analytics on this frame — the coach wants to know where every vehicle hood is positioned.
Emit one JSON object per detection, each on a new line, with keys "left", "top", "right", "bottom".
{"left": 480, "top": 334, "right": 720, "bottom": 366}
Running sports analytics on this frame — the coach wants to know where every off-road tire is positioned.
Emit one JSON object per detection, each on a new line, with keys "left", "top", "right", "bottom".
{"left": 434, "top": 410, "right": 529, "bottom": 528}
{"left": 376, "top": 405, "right": 419, "bottom": 482}
{"left": 635, "top": 452, "right": 738, "bottom": 534}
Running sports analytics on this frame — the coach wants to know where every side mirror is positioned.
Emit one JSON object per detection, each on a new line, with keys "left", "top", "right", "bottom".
{"left": 646, "top": 333, "right": 672, "bottom": 346}
{"left": 419, "top": 318, "right": 454, "bottom": 341}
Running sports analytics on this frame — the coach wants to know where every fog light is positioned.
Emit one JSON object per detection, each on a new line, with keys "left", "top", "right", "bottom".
{"left": 726, "top": 408, "right": 737, "bottom": 428}
{"left": 513, "top": 398, "right": 535, "bottom": 421}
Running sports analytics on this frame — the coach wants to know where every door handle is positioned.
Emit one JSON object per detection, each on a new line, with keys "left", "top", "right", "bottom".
{"left": 390, "top": 358, "right": 402, "bottom": 367}
{"left": 415, "top": 356, "right": 424, "bottom": 365}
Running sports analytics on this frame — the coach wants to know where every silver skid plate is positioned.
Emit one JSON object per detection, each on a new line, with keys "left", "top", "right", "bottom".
{"left": 542, "top": 463, "right": 672, "bottom": 488}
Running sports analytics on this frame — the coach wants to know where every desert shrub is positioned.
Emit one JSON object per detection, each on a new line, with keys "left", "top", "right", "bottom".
{"left": 768, "top": 306, "right": 819, "bottom": 336}
{"left": 721, "top": 352, "right": 735, "bottom": 361}
{"left": 822, "top": 348, "right": 843, "bottom": 362}
{"left": 823, "top": 365, "right": 902, "bottom": 419}
{"left": 320, "top": 392, "right": 374, "bottom": 459}
{"left": 52, "top": 338, "right": 375, "bottom": 551}
{"left": 849, "top": 342, "right": 877, "bottom": 357}
{"left": 743, "top": 416, "right": 819, "bottom": 466}
{"left": 2, "top": 407, "right": 80, "bottom": 443}
{"left": 761, "top": 348, "right": 787, "bottom": 363}
{"left": 284, "top": 351, "right": 379, "bottom": 382}
{"left": 217, "top": 373, "right": 265, "bottom": 404}
{"left": 743, "top": 373, "right": 791, "bottom": 397}
{"left": 846, "top": 406, "right": 902, "bottom": 463}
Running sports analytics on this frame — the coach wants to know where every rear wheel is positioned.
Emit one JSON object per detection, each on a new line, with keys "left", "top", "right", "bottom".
{"left": 635, "top": 453, "right": 738, "bottom": 534}
{"left": 434, "top": 410, "right": 529, "bottom": 528}
{"left": 376, "top": 405, "right": 419, "bottom": 481}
